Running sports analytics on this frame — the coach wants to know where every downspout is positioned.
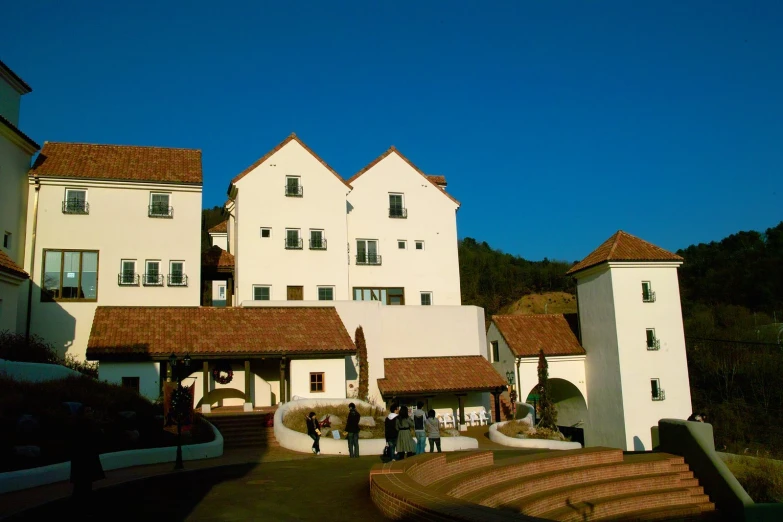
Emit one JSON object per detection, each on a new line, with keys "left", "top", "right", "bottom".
{"left": 515, "top": 356, "right": 522, "bottom": 404}
{"left": 345, "top": 190, "right": 351, "bottom": 299}
{"left": 24, "top": 177, "right": 41, "bottom": 343}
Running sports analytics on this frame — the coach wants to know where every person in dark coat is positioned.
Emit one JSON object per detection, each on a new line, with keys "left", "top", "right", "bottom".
{"left": 306, "top": 411, "right": 321, "bottom": 455}
{"left": 345, "top": 403, "right": 361, "bottom": 458}
{"left": 384, "top": 403, "right": 399, "bottom": 461}
{"left": 70, "top": 406, "right": 105, "bottom": 497}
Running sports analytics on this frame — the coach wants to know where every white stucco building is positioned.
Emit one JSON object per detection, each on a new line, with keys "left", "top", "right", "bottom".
{"left": 23, "top": 142, "right": 203, "bottom": 361}
{"left": 487, "top": 231, "right": 693, "bottom": 451}
{"left": 0, "top": 59, "right": 38, "bottom": 333}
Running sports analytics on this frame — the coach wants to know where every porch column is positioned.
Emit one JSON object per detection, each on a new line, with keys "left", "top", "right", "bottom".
{"left": 279, "top": 357, "right": 286, "bottom": 404}
{"left": 492, "top": 389, "right": 502, "bottom": 423}
{"left": 456, "top": 394, "right": 466, "bottom": 431}
{"left": 244, "top": 360, "right": 252, "bottom": 411}
{"left": 226, "top": 276, "right": 234, "bottom": 307}
{"left": 201, "top": 361, "right": 210, "bottom": 413}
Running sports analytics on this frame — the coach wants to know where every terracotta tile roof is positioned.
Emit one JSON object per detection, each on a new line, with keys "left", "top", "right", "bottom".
{"left": 491, "top": 314, "right": 585, "bottom": 358}
{"left": 29, "top": 142, "right": 202, "bottom": 184}
{"left": 0, "top": 58, "right": 32, "bottom": 93}
{"left": 202, "top": 245, "right": 234, "bottom": 270}
{"left": 87, "top": 306, "right": 356, "bottom": 360}
{"left": 208, "top": 220, "right": 228, "bottom": 234}
{"left": 349, "top": 147, "right": 460, "bottom": 206}
{"left": 566, "top": 231, "right": 683, "bottom": 275}
{"left": 0, "top": 113, "right": 40, "bottom": 151}
{"left": 231, "top": 133, "right": 350, "bottom": 188}
{"left": 0, "top": 250, "right": 28, "bottom": 279}
{"left": 377, "top": 356, "right": 506, "bottom": 396}
{"left": 426, "top": 175, "right": 447, "bottom": 187}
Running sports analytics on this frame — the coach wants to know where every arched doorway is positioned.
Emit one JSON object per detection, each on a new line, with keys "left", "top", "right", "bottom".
{"left": 526, "top": 378, "right": 588, "bottom": 444}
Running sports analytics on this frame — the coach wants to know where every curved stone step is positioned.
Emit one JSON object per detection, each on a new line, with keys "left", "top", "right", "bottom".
{"left": 600, "top": 503, "right": 718, "bottom": 521}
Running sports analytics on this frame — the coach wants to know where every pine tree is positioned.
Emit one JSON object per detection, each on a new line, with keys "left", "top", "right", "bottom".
{"left": 537, "top": 349, "right": 558, "bottom": 430}
{"left": 356, "top": 326, "right": 369, "bottom": 401}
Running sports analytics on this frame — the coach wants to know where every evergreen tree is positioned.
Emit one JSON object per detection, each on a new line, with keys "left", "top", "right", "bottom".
{"left": 536, "top": 349, "right": 558, "bottom": 430}
{"left": 356, "top": 326, "right": 368, "bottom": 401}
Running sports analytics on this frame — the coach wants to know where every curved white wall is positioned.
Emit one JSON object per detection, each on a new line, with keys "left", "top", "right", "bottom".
{"left": 488, "top": 421, "right": 582, "bottom": 450}
{"left": 0, "top": 359, "right": 82, "bottom": 382}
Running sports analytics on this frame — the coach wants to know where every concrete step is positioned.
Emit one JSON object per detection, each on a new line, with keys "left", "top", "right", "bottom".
{"left": 540, "top": 488, "right": 713, "bottom": 522}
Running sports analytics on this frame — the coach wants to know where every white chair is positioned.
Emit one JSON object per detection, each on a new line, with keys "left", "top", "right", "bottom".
{"left": 437, "top": 414, "right": 446, "bottom": 428}
{"left": 442, "top": 413, "right": 455, "bottom": 429}
{"left": 479, "top": 410, "right": 489, "bottom": 426}
{"left": 468, "top": 412, "right": 480, "bottom": 427}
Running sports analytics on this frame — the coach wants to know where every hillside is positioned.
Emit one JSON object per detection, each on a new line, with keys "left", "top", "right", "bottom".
{"left": 499, "top": 291, "right": 577, "bottom": 315}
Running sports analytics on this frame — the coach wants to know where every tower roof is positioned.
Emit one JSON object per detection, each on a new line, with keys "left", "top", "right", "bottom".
{"left": 567, "top": 231, "right": 683, "bottom": 276}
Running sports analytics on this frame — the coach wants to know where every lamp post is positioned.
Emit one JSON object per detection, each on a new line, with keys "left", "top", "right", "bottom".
{"left": 169, "top": 352, "right": 191, "bottom": 471}
{"left": 506, "top": 370, "right": 517, "bottom": 414}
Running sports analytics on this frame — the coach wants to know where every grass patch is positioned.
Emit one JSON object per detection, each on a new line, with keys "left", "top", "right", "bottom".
{"left": 497, "top": 420, "right": 567, "bottom": 441}
{"left": 724, "top": 455, "right": 783, "bottom": 503}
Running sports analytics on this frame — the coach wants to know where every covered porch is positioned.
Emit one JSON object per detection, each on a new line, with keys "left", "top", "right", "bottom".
{"left": 376, "top": 355, "right": 508, "bottom": 430}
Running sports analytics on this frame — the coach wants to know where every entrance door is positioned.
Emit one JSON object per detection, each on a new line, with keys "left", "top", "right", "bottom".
{"left": 287, "top": 286, "right": 304, "bottom": 300}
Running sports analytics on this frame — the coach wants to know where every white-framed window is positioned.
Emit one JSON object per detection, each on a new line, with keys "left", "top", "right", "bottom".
{"left": 317, "top": 286, "right": 334, "bottom": 301}
{"left": 218, "top": 285, "right": 226, "bottom": 300}
{"left": 144, "top": 260, "right": 163, "bottom": 286}
{"left": 397, "top": 240, "right": 406, "bottom": 250}
{"left": 646, "top": 328, "right": 660, "bottom": 350}
{"left": 420, "top": 292, "right": 433, "bottom": 306}
{"left": 260, "top": 227, "right": 271, "bottom": 238}
{"left": 285, "top": 228, "right": 302, "bottom": 249}
{"left": 491, "top": 341, "right": 500, "bottom": 362}
{"left": 285, "top": 176, "right": 302, "bottom": 197}
{"left": 415, "top": 240, "right": 424, "bottom": 250}
{"left": 63, "top": 188, "right": 88, "bottom": 214}
{"left": 356, "top": 239, "right": 380, "bottom": 265}
{"left": 120, "top": 259, "right": 137, "bottom": 285}
{"left": 149, "top": 192, "right": 172, "bottom": 218}
{"left": 389, "top": 193, "right": 406, "bottom": 218}
{"left": 310, "top": 229, "right": 326, "bottom": 250}
{"left": 642, "top": 281, "right": 655, "bottom": 302}
{"left": 253, "top": 285, "right": 271, "bottom": 301}
{"left": 2, "top": 232, "right": 10, "bottom": 249}
{"left": 651, "top": 378, "right": 665, "bottom": 401}
{"left": 169, "top": 260, "right": 186, "bottom": 286}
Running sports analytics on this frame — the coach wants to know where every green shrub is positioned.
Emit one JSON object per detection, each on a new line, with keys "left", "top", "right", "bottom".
{"left": 0, "top": 330, "right": 98, "bottom": 378}
{"left": 725, "top": 455, "right": 783, "bottom": 503}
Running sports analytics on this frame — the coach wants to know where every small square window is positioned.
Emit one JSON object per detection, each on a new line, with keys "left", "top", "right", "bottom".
{"left": 144, "top": 260, "right": 162, "bottom": 286}
{"left": 642, "top": 281, "right": 655, "bottom": 302}
{"left": 260, "top": 228, "right": 271, "bottom": 238}
{"left": 253, "top": 285, "right": 270, "bottom": 301}
{"left": 398, "top": 240, "right": 406, "bottom": 250}
{"left": 149, "top": 193, "right": 172, "bottom": 218}
{"left": 318, "top": 287, "right": 334, "bottom": 301}
{"left": 420, "top": 292, "right": 432, "bottom": 306}
{"left": 285, "top": 229, "right": 302, "bottom": 249}
{"left": 651, "top": 378, "right": 665, "bottom": 401}
{"left": 3, "top": 232, "right": 10, "bottom": 249}
{"left": 310, "top": 372, "right": 324, "bottom": 393}
{"left": 218, "top": 285, "right": 226, "bottom": 300}
{"left": 415, "top": 241, "right": 424, "bottom": 250}
{"left": 286, "top": 176, "right": 302, "bottom": 197}
{"left": 122, "top": 377, "right": 140, "bottom": 393}
{"left": 120, "top": 259, "right": 137, "bottom": 285}
{"left": 491, "top": 341, "right": 500, "bottom": 363}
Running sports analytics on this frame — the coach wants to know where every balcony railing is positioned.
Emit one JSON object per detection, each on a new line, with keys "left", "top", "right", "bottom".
{"left": 148, "top": 204, "right": 173, "bottom": 218}
{"left": 643, "top": 291, "right": 656, "bottom": 303}
{"left": 62, "top": 200, "right": 89, "bottom": 214}
{"left": 652, "top": 390, "right": 666, "bottom": 401}
{"left": 310, "top": 238, "right": 327, "bottom": 250}
{"left": 118, "top": 273, "right": 139, "bottom": 286}
{"left": 285, "top": 185, "right": 303, "bottom": 197}
{"left": 167, "top": 274, "right": 188, "bottom": 287}
{"left": 647, "top": 338, "right": 661, "bottom": 351}
{"left": 356, "top": 254, "right": 382, "bottom": 265}
{"left": 143, "top": 273, "right": 164, "bottom": 286}
{"left": 285, "top": 238, "right": 303, "bottom": 250}
{"left": 389, "top": 207, "right": 407, "bottom": 219}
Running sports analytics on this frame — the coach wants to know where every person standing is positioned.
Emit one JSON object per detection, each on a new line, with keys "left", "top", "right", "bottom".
{"left": 306, "top": 411, "right": 321, "bottom": 455}
{"left": 412, "top": 401, "right": 428, "bottom": 455}
{"left": 425, "top": 409, "right": 442, "bottom": 453}
{"left": 384, "top": 403, "right": 399, "bottom": 461}
{"left": 395, "top": 406, "right": 416, "bottom": 459}
{"left": 345, "top": 403, "right": 361, "bottom": 458}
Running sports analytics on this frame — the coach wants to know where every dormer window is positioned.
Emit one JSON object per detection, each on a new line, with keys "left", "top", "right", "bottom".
{"left": 285, "top": 176, "right": 303, "bottom": 197}
{"left": 642, "top": 281, "right": 655, "bottom": 302}
{"left": 149, "top": 193, "right": 172, "bottom": 218}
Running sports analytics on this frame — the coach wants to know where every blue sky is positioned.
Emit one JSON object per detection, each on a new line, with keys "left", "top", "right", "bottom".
{"left": 3, "top": 1, "right": 781, "bottom": 262}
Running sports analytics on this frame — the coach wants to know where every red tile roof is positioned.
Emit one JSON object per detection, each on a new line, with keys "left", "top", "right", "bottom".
{"left": 0, "top": 250, "right": 28, "bottom": 279}
{"left": 349, "top": 147, "right": 460, "bottom": 206}
{"left": 426, "top": 175, "right": 447, "bottom": 187}
{"left": 202, "top": 246, "right": 234, "bottom": 270}
{"left": 491, "top": 314, "right": 585, "bottom": 358}
{"left": 87, "top": 306, "right": 356, "bottom": 360}
{"left": 567, "top": 231, "right": 683, "bottom": 275}
{"left": 208, "top": 220, "right": 228, "bottom": 234}
{"left": 231, "top": 133, "right": 350, "bottom": 188}
{"left": 377, "top": 356, "right": 506, "bottom": 396}
{"left": 29, "top": 142, "right": 202, "bottom": 184}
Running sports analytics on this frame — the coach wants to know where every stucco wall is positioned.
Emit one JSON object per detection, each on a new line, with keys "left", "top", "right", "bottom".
{"left": 290, "top": 357, "right": 347, "bottom": 399}
{"left": 611, "top": 264, "right": 693, "bottom": 450}
{"left": 233, "top": 140, "right": 351, "bottom": 303}
{"left": 0, "top": 80, "right": 22, "bottom": 126}
{"left": 24, "top": 178, "right": 202, "bottom": 360}
{"left": 0, "top": 136, "right": 32, "bottom": 269}
{"left": 209, "top": 232, "right": 227, "bottom": 251}
{"left": 347, "top": 151, "right": 461, "bottom": 305}
{"left": 0, "top": 279, "right": 22, "bottom": 333}
{"left": 99, "top": 361, "right": 161, "bottom": 400}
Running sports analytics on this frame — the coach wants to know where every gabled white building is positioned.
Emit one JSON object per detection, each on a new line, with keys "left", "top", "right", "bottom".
{"left": 23, "top": 142, "right": 203, "bottom": 363}
{"left": 0, "top": 59, "right": 39, "bottom": 333}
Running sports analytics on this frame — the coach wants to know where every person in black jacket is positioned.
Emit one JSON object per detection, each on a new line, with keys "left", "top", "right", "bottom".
{"left": 384, "top": 403, "right": 399, "bottom": 461}
{"left": 345, "top": 403, "right": 361, "bottom": 458}
{"left": 306, "top": 411, "right": 321, "bottom": 455}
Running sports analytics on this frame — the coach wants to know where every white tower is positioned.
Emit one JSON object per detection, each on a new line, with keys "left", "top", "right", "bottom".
{"left": 569, "top": 231, "right": 692, "bottom": 451}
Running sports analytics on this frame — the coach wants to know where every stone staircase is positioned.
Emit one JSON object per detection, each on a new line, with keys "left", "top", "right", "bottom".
{"left": 203, "top": 412, "right": 279, "bottom": 450}
{"left": 370, "top": 448, "right": 719, "bottom": 521}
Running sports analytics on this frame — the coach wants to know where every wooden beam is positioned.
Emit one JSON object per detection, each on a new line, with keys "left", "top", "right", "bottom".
{"left": 244, "top": 360, "right": 251, "bottom": 403}
{"left": 203, "top": 360, "right": 209, "bottom": 399}
{"left": 456, "top": 394, "right": 466, "bottom": 427}
{"left": 279, "top": 357, "right": 286, "bottom": 404}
